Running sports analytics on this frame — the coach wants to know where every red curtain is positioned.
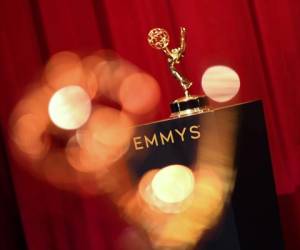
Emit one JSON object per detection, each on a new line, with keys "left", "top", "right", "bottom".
{"left": 1, "top": 0, "right": 300, "bottom": 249}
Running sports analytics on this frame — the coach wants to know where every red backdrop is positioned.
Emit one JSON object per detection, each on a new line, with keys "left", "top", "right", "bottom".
{"left": 1, "top": 0, "right": 300, "bottom": 249}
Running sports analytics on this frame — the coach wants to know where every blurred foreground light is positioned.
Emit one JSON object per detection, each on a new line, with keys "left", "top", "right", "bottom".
{"left": 12, "top": 113, "right": 50, "bottom": 160}
{"left": 201, "top": 65, "right": 240, "bottom": 102}
{"left": 151, "top": 164, "right": 195, "bottom": 204}
{"left": 48, "top": 85, "right": 91, "bottom": 130}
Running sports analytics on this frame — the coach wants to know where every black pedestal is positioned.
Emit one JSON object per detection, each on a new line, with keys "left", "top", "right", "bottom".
{"left": 126, "top": 100, "right": 284, "bottom": 249}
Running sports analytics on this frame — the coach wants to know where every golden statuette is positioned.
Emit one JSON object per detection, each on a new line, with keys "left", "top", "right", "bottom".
{"left": 148, "top": 27, "right": 209, "bottom": 117}
{"left": 148, "top": 27, "right": 192, "bottom": 98}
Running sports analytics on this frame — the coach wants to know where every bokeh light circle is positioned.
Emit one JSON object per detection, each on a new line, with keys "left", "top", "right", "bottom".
{"left": 48, "top": 85, "right": 91, "bottom": 130}
{"left": 201, "top": 66, "right": 240, "bottom": 102}
{"left": 151, "top": 165, "right": 195, "bottom": 204}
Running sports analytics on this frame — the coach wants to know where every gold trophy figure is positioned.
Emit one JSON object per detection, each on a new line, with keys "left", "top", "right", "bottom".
{"left": 148, "top": 27, "right": 208, "bottom": 117}
{"left": 148, "top": 27, "right": 192, "bottom": 98}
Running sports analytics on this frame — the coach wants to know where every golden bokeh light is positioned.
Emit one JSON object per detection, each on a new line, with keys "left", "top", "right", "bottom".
{"left": 65, "top": 106, "right": 133, "bottom": 174}
{"left": 11, "top": 113, "right": 50, "bottom": 160}
{"left": 48, "top": 85, "right": 91, "bottom": 130}
{"left": 151, "top": 165, "right": 195, "bottom": 204}
{"left": 201, "top": 65, "right": 240, "bottom": 102}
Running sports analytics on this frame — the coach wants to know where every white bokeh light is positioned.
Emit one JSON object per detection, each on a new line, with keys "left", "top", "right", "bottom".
{"left": 48, "top": 85, "right": 91, "bottom": 130}
{"left": 151, "top": 164, "right": 195, "bottom": 204}
{"left": 201, "top": 65, "right": 240, "bottom": 102}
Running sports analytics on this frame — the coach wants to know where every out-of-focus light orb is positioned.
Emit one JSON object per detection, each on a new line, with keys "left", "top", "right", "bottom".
{"left": 201, "top": 65, "right": 240, "bottom": 102}
{"left": 151, "top": 165, "right": 195, "bottom": 204}
{"left": 48, "top": 85, "right": 91, "bottom": 130}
